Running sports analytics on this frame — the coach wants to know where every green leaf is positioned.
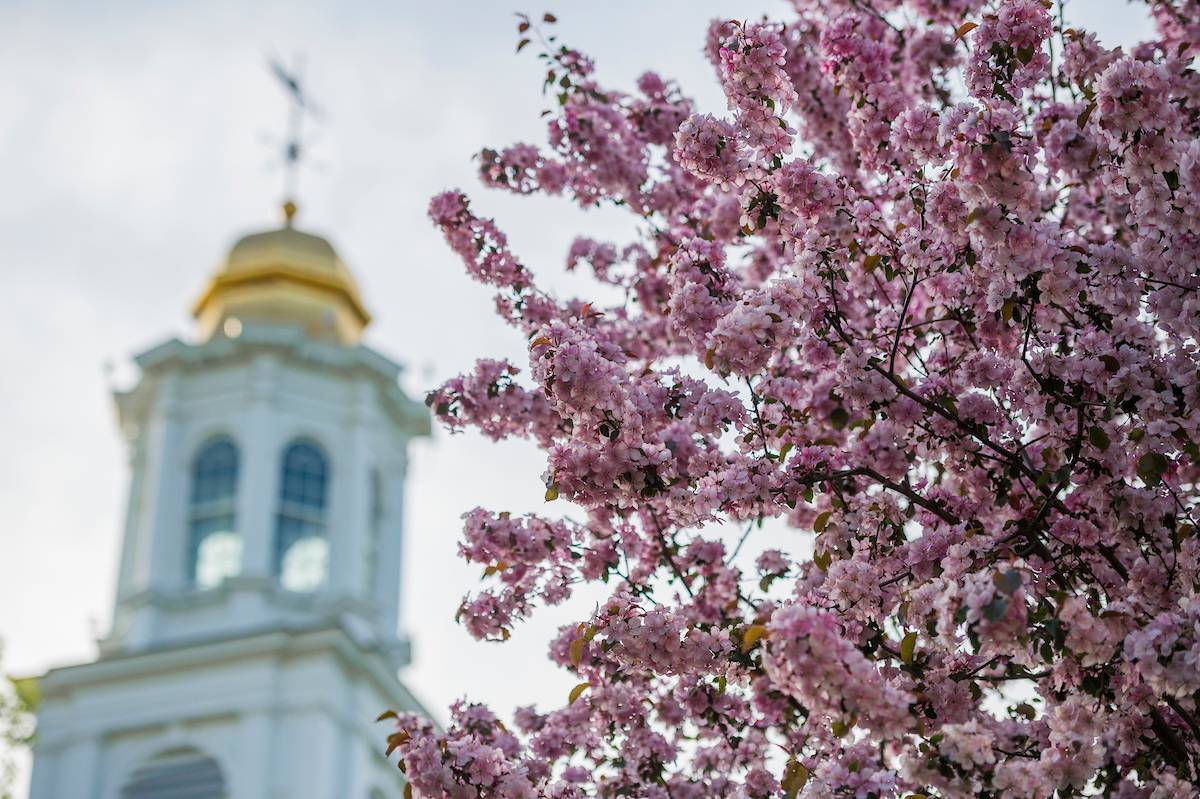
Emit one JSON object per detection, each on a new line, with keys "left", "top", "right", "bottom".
{"left": 992, "top": 569, "right": 1022, "bottom": 596}
{"left": 1077, "top": 101, "right": 1097, "bottom": 129}
{"left": 544, "top": 483, "right": 559, "bottom": 501}
{"left": 813, "top": 511, "right": 832, "bottom": 533}
{"left": 569, "top": 636, "right": 587, "bottom": 667}
{"left": 830, "top": 407, "right": 849, "bottom": 430}
{"left": 813, "top": 550, "right": 832, "bottom": 572}
{"left": 568, "top": 682, "right": 590, "bottom": 704}
{"left": 741, "top": 624, "right": 769, "bottom": 653}
{"left": 1137, "top": 452, "right": 1169, "bottom": 485}
{"left": 1088, "top": 426, "right": 1111, "bottom": 452}
{"left": 782, "top": 760, "right": 809, "bottom": 797}
{"left": 900, "top": 631, "right": 918, "bottom": 663}
{"left": 12, "top": 676, "right": 41, "bottom": 712}
{"left": 385, "top": 729, "right": 411, "bottom": 756}
{"left": 982, "top": 595, "right": 1010, "bottom": 622}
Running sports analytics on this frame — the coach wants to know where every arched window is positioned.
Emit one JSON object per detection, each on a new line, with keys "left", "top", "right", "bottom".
{"left": 275, "top": 439, "right": 329, "bottom": 591}
{"left": 120, "top": 748, "right": 226, "bottom": 799}
{"left": 188, "top": 438, "right": 241, "bottom": 589}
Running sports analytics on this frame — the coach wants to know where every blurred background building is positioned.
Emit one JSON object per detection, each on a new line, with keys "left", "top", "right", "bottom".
{"left": 28, "top": 201, "right": 429, "bottom": 798}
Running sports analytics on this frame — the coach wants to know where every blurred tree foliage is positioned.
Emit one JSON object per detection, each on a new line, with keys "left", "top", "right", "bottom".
{"left": 0, "top": 641, "right": 36, "bottom": 799}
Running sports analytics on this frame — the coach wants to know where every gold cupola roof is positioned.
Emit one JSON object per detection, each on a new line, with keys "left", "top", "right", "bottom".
{"left": 192, "top": 201, "right": 371, "bottom": 344}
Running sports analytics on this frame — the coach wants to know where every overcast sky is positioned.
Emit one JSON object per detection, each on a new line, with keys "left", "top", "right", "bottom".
{"left": 0, "top": 0, "right": 1155, "bottom": 792}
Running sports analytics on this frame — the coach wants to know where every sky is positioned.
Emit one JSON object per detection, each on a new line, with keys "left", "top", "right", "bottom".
{"left": 0, "top": 0, "right": 1156, "bottom": 793}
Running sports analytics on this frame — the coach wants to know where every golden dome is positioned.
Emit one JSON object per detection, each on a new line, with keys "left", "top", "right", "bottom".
{"left": 193, "top": 203, "right": 371, "bottom": 344}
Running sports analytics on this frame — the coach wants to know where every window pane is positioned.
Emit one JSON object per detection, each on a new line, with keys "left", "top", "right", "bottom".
{"left": 275, "top": 440, "right": 329, "bottom": 591}
{"left": 188, "top": 438, "right": 240, "bottom": 587}
{"left": 281, "top": 442, "right": 327, "bottom": 508}
{"left": 188, "top": 514, "right": 237, "bottom": 587}
{"left": 280, "top": 536, "right": 329, "bottom": 592}
{"left": 191, "top": 439, "right": 238, "bottom": 503}
{"left": 195, "top": 531, "right": 242, "bottom": 590}
{"left": 274, "top": 515, "right": 316, "bottom": 562}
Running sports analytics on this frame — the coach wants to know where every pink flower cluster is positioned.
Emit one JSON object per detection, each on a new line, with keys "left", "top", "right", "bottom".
{"left": 765, "top": 603, "right": 915, "bottom": 734}
{"left": 389, "top": 704, "right": 536, "bottom": 799}
{"left": 392, "top": 3, "right": 1200, "bottom": 797}
{"left": 673, "top": 113, "right": 749, "bottom": 189}
{"left": 965, "top": 0, "right": 1052, "bottom": 101}
{"left": 426, "top": 359, "right": 562, "bottom": 446}
{"left": 717, "top": 22, "right": 797, "bottom": 157}
{"left": 428, "top": 191, "right": 528, "bottom": 291}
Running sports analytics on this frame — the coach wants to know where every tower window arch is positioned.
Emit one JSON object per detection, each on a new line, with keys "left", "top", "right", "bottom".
{"left": 275, "top": 439, "right": 329, "bottom": 591}
{"left": 120, "top": 747, "right": 226, "bottom": 798}
{"left": 187, "top": 437, "right": 242, "bottom": 589}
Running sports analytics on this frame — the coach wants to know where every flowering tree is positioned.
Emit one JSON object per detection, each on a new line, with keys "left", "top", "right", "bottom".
{"left": 386, "top": 1, "right": 1200, "bottom": 796}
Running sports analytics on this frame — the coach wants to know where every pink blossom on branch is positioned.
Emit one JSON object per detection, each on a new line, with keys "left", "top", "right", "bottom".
{"left": 393, "top": 3, "right": 1200, "bottom": 797}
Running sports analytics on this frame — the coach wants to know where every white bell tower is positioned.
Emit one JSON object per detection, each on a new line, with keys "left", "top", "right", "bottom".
{"left": 28, "top": 204, "right": 430, "bottom": 799}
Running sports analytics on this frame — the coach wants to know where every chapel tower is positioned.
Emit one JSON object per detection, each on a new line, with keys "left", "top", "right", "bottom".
{"left": 28, "top": 203, "right": 429, "bottom": 798}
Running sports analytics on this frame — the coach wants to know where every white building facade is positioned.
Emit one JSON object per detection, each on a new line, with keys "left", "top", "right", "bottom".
{"left": 28, "top": 206, "right": 430, "bottom": 798}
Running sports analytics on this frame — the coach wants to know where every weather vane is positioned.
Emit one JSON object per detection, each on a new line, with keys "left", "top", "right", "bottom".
{"left": 267, "top": 55, "right": 321, "bottom": 223}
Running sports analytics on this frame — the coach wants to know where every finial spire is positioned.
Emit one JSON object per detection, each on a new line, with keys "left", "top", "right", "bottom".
{"left": 267, "top": 55, "right": 321, "bottom": 209}
{"left": 283, "top": 199, "right": 298, "bottom": 227}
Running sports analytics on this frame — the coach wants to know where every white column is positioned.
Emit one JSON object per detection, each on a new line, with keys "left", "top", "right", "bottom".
{"left": 27, "top": 744, "right": 58, "bottom": 799}
{"left": 238, "top": 354, "right": 280, "bottom": 578}
{"left": 375, "top": 451, "right": 408, "bottom": 637}
{"left": 236, "top": 709, "right": 275, "bottom": 796}
{"left": 144, "top": 372, "right": 187, "bottom": 594}
{"left": 112, "top": 432, "right": 147, "bottom": 608}
{"left": 331, "top": 380, "right": 372, "bottom": 597}
{"left": 34, "top": 737, "right": 100, "bottom": 799}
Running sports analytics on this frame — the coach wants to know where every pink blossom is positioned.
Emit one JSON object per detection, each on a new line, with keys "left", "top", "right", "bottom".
{"left": 673, "top": 113, "right": 750, "bottom": 188}
{"left": 397, "top": 5, "right": 1200, "bottom": 796}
